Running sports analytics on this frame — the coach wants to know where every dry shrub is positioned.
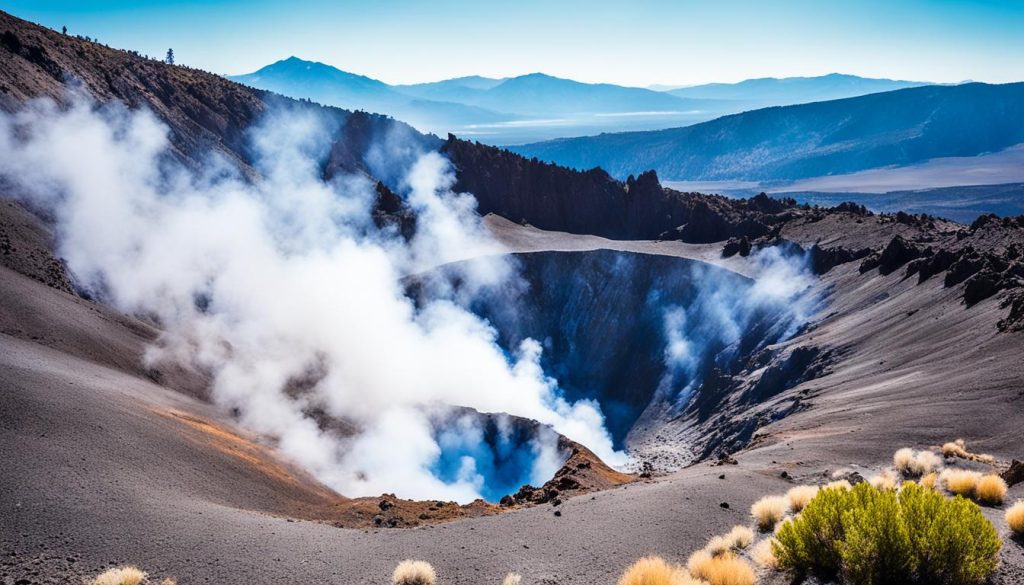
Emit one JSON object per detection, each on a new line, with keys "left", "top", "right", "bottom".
{"left": 1007, "top": 501, "right": 1024, "bottom": 535}
{"left": 942, "top": 439, "right": 994, "bottom": 463}
{"left": 943, "top": 439, "right": 969, "bottom": 458}
{"left": 975, "top": 474, "right": 1007, "bottom": 505}
{"left": 919, "top": 472, "right": 938, "bottom": 490}
{"left": 894, "top": 450, "right": 943, "bottom": 478}
{"left": 92, "top": 567, "right": 147, "bottom": 585}
{"left": 941, "top": 469, "right": 982, "bottom": 498}
{"left": 687, "top": 553, "right": 754, "bottom": 585}
{"left": 617, "top": 556, "right": 699, "bottom": 585}
{"left": 502, "top": 573, "right": 522, "bottom": 585}
{"left": 705, "top": 525, "right": 754, "bottom": 556}
{"left": 825, "top": 479, "right": 852, "bottom": 491}
{"left": 868, "top": 471, "right": 898, "bottom": 491}
{"left": 915, "top": 450, "right": 943, "bottom": 473}
{"left": 393, "top": 560, "right": 436, "bottom": 585}
{"left": 786, "top": 485, "right": 819, "bottom": 512}
{"left": 893, "top": 448, "right": 917, "bottom": 474}
{"left": 725, "top": 525, "right": 753, "bottom": 550}
{"left": 751, "top": 495, "right": 788, "bottom": 531}
{"left": 750, "top": 538, "right": 779, "bottom": 570}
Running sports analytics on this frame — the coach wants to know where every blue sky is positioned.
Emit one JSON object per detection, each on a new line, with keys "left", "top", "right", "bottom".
{"left": 4, "top": 0, "right": 1023, "bottom": 86}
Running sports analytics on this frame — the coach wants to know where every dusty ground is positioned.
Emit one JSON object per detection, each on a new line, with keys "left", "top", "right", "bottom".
{"left": 1, "top": 208, "right": 1023, "bottom": 584}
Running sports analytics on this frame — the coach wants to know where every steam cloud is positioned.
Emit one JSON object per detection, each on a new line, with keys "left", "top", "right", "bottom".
{"left": 0, "top": 97, "right": 626, "bottom": 503}
{"left": 661, "top": 245, "right": 818, "bottom": 405}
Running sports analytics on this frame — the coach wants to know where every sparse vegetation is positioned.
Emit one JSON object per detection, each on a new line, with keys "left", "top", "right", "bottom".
{"left": 893, "top": 448, "right": 941, "bottom": 477}
{"left": 867, "top": 471, "right": 898, "bottom": 491}
{"left": 92, "top": 567, "right": 148, "bottom": 585}
{"left": 825, "top": 479, "right": 852, "bottom": 491}
{"left": 393, "top": 560, "right": 437, "bottom": 585}
{"left": 941, "top": 439, "right": 994, "bottom": 463}
{"left": 90, "top": 567, "right": 174, "bottom": 585}
{"left": 617, "top": 556, "right": 700, "bottom": 585}
{"left": 774, "top": 482, "right": 1001, "bottom": 584}
{"left": 975, "top": 474, "right": 1007, "bottom": 504}
{"left": 750, "top": 495, "right": 788, "bottom": 531}
{"left": 919, "top": 472, "right": 938, "bottom": 490}
{"left": 686, "top": 552, "right": 755, "bottom": 585}
{"left": 750, "top": 538, "right": 779, "bottom": 570}
{"left": 941, "top": 469, "right": 982, "bottom": 497}
{"left": 705, "top": 525, "right": 754, "bottom": 556}
{"left": 786, "top": 485, "right": 818, "bottom": 512}
{"left": 1007, "top": 501, "right": 1024, "bottom": 535}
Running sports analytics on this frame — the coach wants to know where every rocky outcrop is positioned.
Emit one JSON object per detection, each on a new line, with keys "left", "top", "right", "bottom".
{"left": 443, "top": 136, "right": 788, "bottom": 242}
{"left": 809, "top": 244, "right": 871, "bottom": 274}
{"left": 1002, "top": 460, "right": 1024, "bottom": 488}
{"left": 860, "top": 235, "right": 924, "bottom": 275}
{"left": 499, "top": 438, "right": 634, "bottom": 508}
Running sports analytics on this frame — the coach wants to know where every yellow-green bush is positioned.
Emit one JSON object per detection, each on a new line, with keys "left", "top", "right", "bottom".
{"left": 774, "top": 482, "right": 1001, "bottom": 585}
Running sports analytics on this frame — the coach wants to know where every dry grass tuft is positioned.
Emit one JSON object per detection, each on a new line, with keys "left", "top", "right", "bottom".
{"left": 786, "top": 485, "right": 819, "bottom": 512}
{"left": 686, "top": 550, "right": 713, "bottom": 578}
{"left": 942, "top": 439, "right": 994, "bottom": 464}
{"left": 975, "top": 474, "right": 1007, "bottom": 505}
{"left": 393, "top": 560, "right": 437, "bottom": 585}
{"left": 893, "top": 448, "right": 916, "bottom": 473}
{"left": 868, "top": 471, "right": 898, "bottom": 491}
{"left": 91, "top": 567, "right": 147, "bottom": 585}
{"left": 502, "top": 573, "right": 522, "bottom": 585}
{"left": 617, "top": 556, "right": 700, "bottom": 585}
{"left": 942, "top": 439, "right": 968, "bottom": 458}
{"left": 687, "top": 553, "right": 755, "bottom": 585}
{"left": 705, "top": 525, "right": 755, "bottom": 556}
{"left": 940, "top": 469, "right": 982, "bottom": 497}
{"left": 1007, "top": 501, "right": 1024, "bottom": 535}
{"left": 919, "top": 472, "right": 938, "bottom": 490}
{"left": 751, "top": 495, "right": 788, "bottom": 531}
{"left": 724, "top": 525, "right": 754, "bottom": 550}
{"left": 750, "top": 538, "right": 779, "bottom": 570}
{"left": 825, "top": 479, "right": 852, "bottom": 491}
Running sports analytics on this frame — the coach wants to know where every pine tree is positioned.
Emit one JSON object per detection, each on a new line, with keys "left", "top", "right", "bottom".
{"left": 165, "top": 48, "right": 174, "bottom": 65}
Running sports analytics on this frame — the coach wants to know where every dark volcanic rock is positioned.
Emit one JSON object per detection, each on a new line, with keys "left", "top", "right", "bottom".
{"left": 906, "top": 249, "right": 957, "bottom": 283}
{"left": 443, "top": 136, "right": 787, "bottom": 243}
{"left": 1002, "top": 460, "right": 1024, "bottom": 487}
{"left": 809, "top": 244, "right": 871, "bottom": 275}
{"left": 963, "top": 269, "right": 1006, "bottom": 306}
{"left": 859, "top": 253, "right": 881, "bottom": 274}
{"left": 998, "top": 291, "right": 1024, "bottom": 332}
{"left": 945, "top": 251, "right": 986, "bottom": 287}
{"left": 876, "top": 235, "right": 924, "bottom": 275}
{"left": 371, "top": 182, "right": 416, "bottom": 240}
{"left": 722, "top": 236, "right": 752, "bottom": 258}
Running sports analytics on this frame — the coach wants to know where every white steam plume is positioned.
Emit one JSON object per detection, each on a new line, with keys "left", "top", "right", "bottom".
{"left": 662, "top": 246, "right": 818, "bottom": 401}
{"left": 0, "top": 97, "right": 626, "bottom": 502}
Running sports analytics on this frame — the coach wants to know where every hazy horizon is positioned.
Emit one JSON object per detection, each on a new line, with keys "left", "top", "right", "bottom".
{"left": 5, "top": 0, "right": 1023, "bottom": 87}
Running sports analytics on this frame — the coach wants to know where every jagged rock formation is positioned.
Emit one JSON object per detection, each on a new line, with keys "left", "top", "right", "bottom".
{"left": 443, "top": 136, "right": 785, "bottom": 241}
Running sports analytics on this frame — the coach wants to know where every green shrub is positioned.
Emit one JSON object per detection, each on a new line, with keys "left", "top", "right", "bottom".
{"left": 774, "top": 485, "right": 850, "bottom": 575}
{"left": 773, "top": 482, "right": 1001, "bottom": 585}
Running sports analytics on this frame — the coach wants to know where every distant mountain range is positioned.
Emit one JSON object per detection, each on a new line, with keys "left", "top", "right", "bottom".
{"left": 229, "top": 59, "right": 934, "bottom": 144}
{"left": 663, "top": 73, "right": 926, "bottom": 105}
{"left": 511, "top": 82, "right": 1024, "bottom": 181}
